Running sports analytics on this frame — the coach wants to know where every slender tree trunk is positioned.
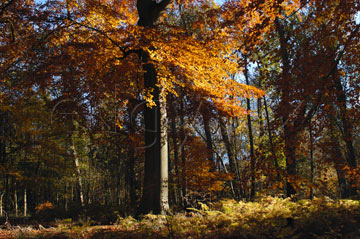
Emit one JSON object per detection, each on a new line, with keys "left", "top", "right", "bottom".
{"left": 4, "top": 175, "right": 9, "bottom": 213}
{"left": 65, "top": 183, "right": 68, "bottom": 212}
{"left": 333, "top": 75, "right": 357, "bottom": 196}
{"left": 0, "top": 192, "right": 3, "bottom": 217}
{"left": 244, "top": 57, "right": 256, "bottom": 201}
{"left": 216, "top": 151, "right": 236, "bottom": 198}
{"left": 275, "top": 16, "right": 297, "bottom": 197}
{"left": 170, "top": 108, "right": 182, "bottom": 206}
{"left": 257, "top": 98, "right": 264, "bottom": 138}
{"left": 231, "top": 118, "right": 243, "bottom": 197}
{"left": 219, "top": 117, "right": 238, "bottom": 199}
{"left": 71, "top": 143, "right": 85, "bottom": 207}
{"left": 24, "top": 188, "right": 27, "bottom": 217}
{"left": 160, "top": 96, "right": 170, "bottom": 214}
{"left": 179, "top": 100, "right": 187, "bottom": 207}
{"left": 14, "top": 183, "right": 18, "bottom": 217}
{"left": 327, "top": 104, "right": 349, "bottom": 198}
{"left": 309, "top": 123, "right": 314, "bottom": 200}
{"left": 219, "top": 118, "right": 235, "bottom": 173}
{"left": 263, "top": 96, "right": 279, "bottom": 169}
{"left": 1, "top": 112, "right": 9, "bottom": 212}
{"left": 202, "top": 112, "right": 215, "bottom": 165}
{"left": 126, "top": 101, "right": 138, "bottom": 214}
{"left": 331, "top": 132, "right": 348, "bottom": 198}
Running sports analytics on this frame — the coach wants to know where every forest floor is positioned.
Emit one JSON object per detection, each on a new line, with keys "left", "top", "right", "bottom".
{"left": 1, "top": 197, "right": 360, "bottom": 239}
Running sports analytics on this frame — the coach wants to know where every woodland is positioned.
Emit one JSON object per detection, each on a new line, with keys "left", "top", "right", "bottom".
{"left": 1, "top": 0, "right": 360, "bottom": 238}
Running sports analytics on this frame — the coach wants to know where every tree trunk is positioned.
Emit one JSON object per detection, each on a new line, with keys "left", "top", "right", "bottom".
{"left": 14, "top": 183, "right": 18, "bottom": 217}
{"left": 333, "top": 75, "right": 357, "bottom": 196}
{"left": 0, "top": 192, "right": 3, "bottom": 217}
{"left": 137, "top": 0, "right": 172, "bottom": 215}
{"left": 309, "top": 123, "right": 314, "bottom": 200}
{"left": 275, "top": 16, "right": 297, "bottom": 197}
{"left": 71, "top": 143, "right": 85, "bottom": 207}
{"left": 202, "top": 112, "right": 215, "bottom": 165}
{"left": 219, "top": 117, "right": 238, "bottom": 199}
{"left": 4, "top": 175, "right": 9, "bottom": 213}
{"left": 160, "top": 96, "right": 170, "bottom": 214}
{"left": 257, "top": 98, "right": 264, "bottom": 138}
{"left": 331, "top": 131, "right": 348, "bottom": 198}
{"left": 170, "top": 108, "right": 182, "bottom": 206}
{"left": 231, "top": 118, "right": 243, "bottom": 197}
{"left": 179, "top": 100, "right": 187, "bottom": 207}
{"left": 263, "top": 96, "right": 279, "bottom": 169}
{"left": 126, "top": 101, "right": 138, "bottom": 214}
{"left": 244, "top": 57, "right": 256, "bottom": 201}
{"left": 24, "top": 188, "right": 27, "bottom": 217}
{"left": 327, "top": 103, "right": 349, "bottom": 198}
{"left": 139, "top": 51, "right": 161, "bottom": 214}
{"left": 1, "top": 112, "right": 10, "bottom": 212}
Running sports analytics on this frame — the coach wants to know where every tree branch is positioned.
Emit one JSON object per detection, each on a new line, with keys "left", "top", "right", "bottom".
{"left": 0, "top": 0, "right": 16, "bottom": 18}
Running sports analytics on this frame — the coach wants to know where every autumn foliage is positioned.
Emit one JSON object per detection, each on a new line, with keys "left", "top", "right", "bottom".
{"left": 0, "top": 0, "right": 360, "bottom": 229}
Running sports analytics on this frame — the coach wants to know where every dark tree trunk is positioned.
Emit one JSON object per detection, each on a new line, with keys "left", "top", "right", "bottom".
{"left": 179, "top": 100, "right": 187, "bottom": 208}
{"left": 219, "top": 118, "right": 235, "bottom": 175}
{"left": 264, "top": 96, "right": 279, "bottom": 169}
{"left": 331, "top": 131, "right": 348, "bottom": 198}
{"left": 139, "top": 53, "right": 162, "bottom": 214}
{"left": 137, "top": 0, "right": 172, "bottom": 214}
{"left": 275, "top": 17, "right": 297, "bottom": 197}
{"left": 257, "top": 98, "right": 264, "bottom": 138}
{"left": 0, "top": 111, "right": 9, "bottom": 212}
{"left": 219, "top": 117, "right": 238, "bottom": 199}
{"left": 126, "top": 100, "right": 138, "bottom": 214}
{"left": 309, "top": 123, "right": 314, "bottom": 200}
{"left": 202, "top": 112, "right": 215, "bottom": 165}
{"left": 170, "top": 107, "right": 182, "bottom": 206}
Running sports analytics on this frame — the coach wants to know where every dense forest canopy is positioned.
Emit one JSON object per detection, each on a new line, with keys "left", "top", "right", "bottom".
{"left": 0, "top": 0, "right": 360, "bottom": 220}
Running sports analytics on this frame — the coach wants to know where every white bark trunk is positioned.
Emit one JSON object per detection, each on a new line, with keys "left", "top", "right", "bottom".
{"left": 71, "top": 144, "right": 85, "bottom": 207}
{"left": 160, "top": 95, "right": 169, "bottom": 214}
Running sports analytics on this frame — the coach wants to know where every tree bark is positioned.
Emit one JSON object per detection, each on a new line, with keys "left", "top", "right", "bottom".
{"left": 71, "top": 143, "right": 85, "bottom": 207}
{"left": 179, "top": 100, "right": 187, "bottom": 208}
{"left": 14, "top": 183, "right": 18, "bottom": 217}
{"left": 126, "top": 100, "right": 138, "bottom": 214}
{"left": 170, "top": 106, "right": 182, "bottom": 206}
{"left": 309, "top": 123, "right": 314, "bottom": 200}
{"left": 333, "top": 75, "right": 357, "bottom": 196}
{"left": 24, "top": 188, "right": 27, "bottom": 217}
{"left": 264, "top": 96, "right": 279, "bottom": 169}
{"left": 0, "top": 192, "right": 3, "bottom": 217}
{"left": 219, "top": 117, "right": 238, "bottom": 199}
{"left": 202, "top": 112, "right": 215, "bottom": 165}
{"left": 244, "top": 58, "right": 256, "bottom": 201}
{"left": 275, "top": 16, "right": 297, "bottom": 197}
{"left": 139, "top": 52, "right": 162, "bottom": 214}
{"left": 137, "top": 0, "right": 172, "bottom": 214}
{"left": 231, "top": 118, "right": 243, "bottom": 197}
{"left": 160, "top": 95, "right": 170, "bottom": 214}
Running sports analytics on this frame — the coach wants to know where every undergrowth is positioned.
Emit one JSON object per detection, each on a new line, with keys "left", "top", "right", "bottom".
{"left": 5, "top": 197, "right": 360, "bottom": 239}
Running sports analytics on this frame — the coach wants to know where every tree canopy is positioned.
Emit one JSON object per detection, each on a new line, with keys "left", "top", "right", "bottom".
{"left": 0, "top": 0, "right": 359, "bottom": 221}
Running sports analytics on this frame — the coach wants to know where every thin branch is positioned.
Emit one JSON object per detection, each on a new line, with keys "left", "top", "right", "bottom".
{"left": 70, "top": 19, "right": 141, "bottom": 60}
